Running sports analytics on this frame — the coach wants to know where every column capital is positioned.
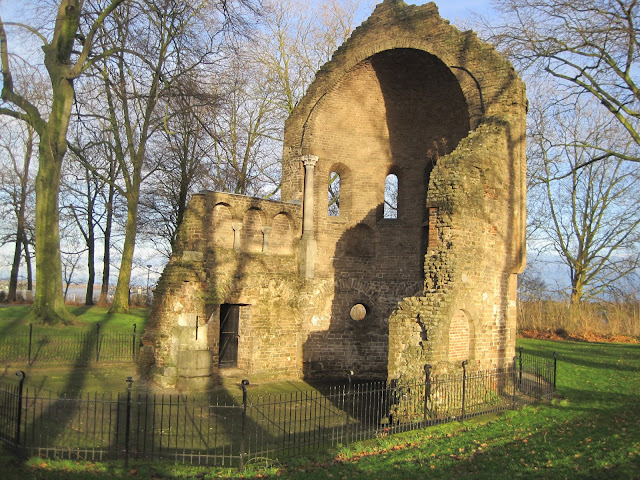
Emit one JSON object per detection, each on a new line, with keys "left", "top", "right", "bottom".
{"left": 301, "top": 154, "right": 319, "bottom": 168}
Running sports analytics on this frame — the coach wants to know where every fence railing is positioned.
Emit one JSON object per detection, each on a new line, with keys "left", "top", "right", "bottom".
{"left": 0, "top": 323, "right": 140, "bottom": 365}
{"left": 0, "top": 351, "right": 556, "bottom": 469}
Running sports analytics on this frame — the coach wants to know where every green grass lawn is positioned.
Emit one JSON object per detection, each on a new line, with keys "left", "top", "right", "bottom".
{"left": 0, "top": 304, "right": 148, "bottom": 332}
{"left": 1, "top": 338, "right": 639, "bottom": 479}
{"left": 0, "top": 305, "right": 148, "bottom": 373}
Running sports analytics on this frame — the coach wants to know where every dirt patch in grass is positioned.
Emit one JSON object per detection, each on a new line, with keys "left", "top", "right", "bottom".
{"left": 519, "top": 329, "right": 639, "bottom": 344}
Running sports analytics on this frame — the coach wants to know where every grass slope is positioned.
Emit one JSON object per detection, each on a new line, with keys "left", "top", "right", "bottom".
{"left": 1, "top": 338, "right": 638, "bottom": 479}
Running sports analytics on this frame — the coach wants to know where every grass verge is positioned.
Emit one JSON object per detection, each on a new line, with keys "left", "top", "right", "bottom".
{"left": 1, "top": 338, "right": 639, "bottom": 479}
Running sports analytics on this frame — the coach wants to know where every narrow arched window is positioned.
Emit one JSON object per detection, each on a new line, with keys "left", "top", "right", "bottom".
{"left": 384, "top": 173, "right": 398, "bottom": 219}
{"left": 328, "top": 172, "right": 340, "bottom": 216}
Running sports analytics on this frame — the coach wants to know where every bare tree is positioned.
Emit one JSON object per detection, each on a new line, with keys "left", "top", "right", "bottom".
{"left": 257, "top": 0, "right": 367, "bottom": 116}
{"left": 83, "top": 0, "right": 258, "bottom": 313}
{"left": 527, "top": 91, "right": 640, "bottom": 304}
{"left": 1, "top": 0, "right": 127, "bottom": 323}
{"left": 488, "top": 0, "right": 640, "bottom": 166}
{"left": 137, "top": 76, "right": 221, "bottom": 257}
{"left": 0, "top": 118, "right": 35, "bottom": 301}
{"left": 62, "top": 145, "right": 109, "bottom": 305}
{"left": 208, "top": 53, "right": 283, "bottom": 197}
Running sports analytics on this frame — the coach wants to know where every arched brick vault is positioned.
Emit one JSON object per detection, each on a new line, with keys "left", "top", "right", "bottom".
{"left": 142, "top": 0, "right": 527, "bottom": 388}
{"left": 288, "top": 0, "right": 527, "bottom": 382}
{"left": 282, "top": 0, "right": 526, "bottom": 201}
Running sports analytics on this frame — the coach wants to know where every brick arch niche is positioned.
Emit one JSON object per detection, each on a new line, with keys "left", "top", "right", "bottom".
{"left": 285, "top": 47, "right": 472, "bottom": 206}
{"left": 448, "top": 309, "right": 472, "bottom": 363}
{"left": 241, "top": 208, "right": 264, "bottom": 253}
{"left": 211, "top": 203, "right": 234, "bottom": 249}
{"left": 270, "top": 213, "right": 294, "bottom": 255}
{"left": 369, "top": 48, "right": 470, "bottom": 165}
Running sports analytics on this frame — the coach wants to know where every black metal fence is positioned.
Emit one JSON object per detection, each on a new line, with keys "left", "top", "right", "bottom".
{"left": 0, "top": 323, "right": 140, "bottom": 365}
{"left": 0, "top": 351, "right": 556, "bottom": 469}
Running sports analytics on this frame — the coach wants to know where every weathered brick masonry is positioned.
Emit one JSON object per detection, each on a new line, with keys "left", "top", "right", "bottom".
{"left": 141, "top": 0, "right": 527, "bottom": 388}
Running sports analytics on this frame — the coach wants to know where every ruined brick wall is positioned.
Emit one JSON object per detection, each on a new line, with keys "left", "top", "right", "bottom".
{"left": 145, "top": 0, "right": 526, "bottom": 387}
{"left": 297, "top": 47, "right": 471, "bottom": 378}
{"left": 284, "top": 0, "right": 527, "bottom": 382}
{"left": 142, "top": 192, "right": 305, "bottom": 386}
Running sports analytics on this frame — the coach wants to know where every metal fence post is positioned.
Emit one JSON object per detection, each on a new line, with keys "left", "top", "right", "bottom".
{"left": 518, "top": 346, "right": 523, "bottom": 389}
{"left": 124, "top": 377, "right": 133, "bottom": 468}
{"left": 96, "top": 323, "right": 101, "bottom": 363}
{"left": 132, "top": 324, "right": 137, "bottom": 361}
{"left": 461, "top": 360, "right": 468, "bottom": 421}
{"left": 27, "top": 324, "right": 33, "bottom": 365}
{"left": 15, "top": 371, "right": 25, "bottom": 451}
{"left": 512, "top": 356, "right": 518, "bottom": 409}
{"left": 346, "top": 370, "right": 353, "bottom": 447}
{"left": 423, "top": 364, "right": 432, "bottom": 426}
{"left": 240, "top": 379, "right": 250, "bottom": 470}
{"left": 553, "top": 352, "right": 557, "bottom": 392}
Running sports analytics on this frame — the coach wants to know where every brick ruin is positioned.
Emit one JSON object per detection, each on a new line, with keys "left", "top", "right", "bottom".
{"left": 140, "top": 0, "right": 527, "bottom": 389}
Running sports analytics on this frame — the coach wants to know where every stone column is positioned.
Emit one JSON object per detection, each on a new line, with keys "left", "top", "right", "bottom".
{"left": 301, "top": 154, "right": 319, "bottom": 236}
{"left": 300, "top": 154, "right": 319, "bottom": 279}
{"left": 261, "top": 226, "right": 272, "bottom": 253}
{"left": 232, "top": 222, "right": 243, "bottom": 251}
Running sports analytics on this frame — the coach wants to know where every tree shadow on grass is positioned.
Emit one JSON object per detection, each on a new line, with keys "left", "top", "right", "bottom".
{"left": 0, "top": 315, "right": 27, "bottom": 339}
{"left": 68, "top": 305, "right": 93, "bottom": 318}
{"left": 276, "top": 400, "right": 640, "bottom": 480}
{"left": 17, "top": 314, "right": 122, "bottom": 456}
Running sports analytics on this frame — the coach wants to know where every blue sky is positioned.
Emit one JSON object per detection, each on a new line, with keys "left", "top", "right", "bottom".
{"left": 352, "top": 1, "right": 496, "bottom": 32}
{"left": 434, "top": 0, "right": 494, "bottom": 21}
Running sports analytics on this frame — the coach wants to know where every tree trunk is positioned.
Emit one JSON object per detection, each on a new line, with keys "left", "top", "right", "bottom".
{"left": 172, "top": 170, "right": 190, "bottom": 248}
{"left": 85, "top": 177, "right": 96, "bottom": 305}
{"left": 24, "top": 233, "right": 32, "bottom": 292}
{"left": 30, "top": 138, "right": 73, "bottom": 324}
{"left": 85, "top": 218, "right": 95, "bottom": 305}
{"left": 109, "top": 187, "right": 140, "bottom": 313}
{"left": 99, "top": 182, "right": 115, "bottom": 305}
{"left": 8, "top": 231, "right": 22, "bottom": 302}
{"left": 29, "top": 69, "right": 76, "bottom": 323}
{"left": 8, "top": 127, "right": 33, "bottom": 302}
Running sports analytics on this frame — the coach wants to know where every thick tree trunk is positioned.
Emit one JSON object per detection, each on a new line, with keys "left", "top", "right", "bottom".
{"left": 109, "top": 188, "right": 140, "bottom": 314}
{"left": 30, "top": 140, "right": 73, "bottom": 324}
{"left": 29, "top": 68, "right": 75, "bottom": 323}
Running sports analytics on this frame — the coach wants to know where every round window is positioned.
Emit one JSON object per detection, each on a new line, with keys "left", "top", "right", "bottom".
{"left": 350, "top": 303, "right": 367, "bottom": 321}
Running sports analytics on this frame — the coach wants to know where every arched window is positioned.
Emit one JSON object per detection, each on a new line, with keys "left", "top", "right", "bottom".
{"left": 328, "top": 172, "right": 341, "bottom": 216}
{"left": 384, "top": 173, "right": 398, "bottom": 219}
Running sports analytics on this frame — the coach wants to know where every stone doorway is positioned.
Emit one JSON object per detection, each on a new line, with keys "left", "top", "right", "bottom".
{"left": 219, "top": 304, "right": 240, "bottom": 367}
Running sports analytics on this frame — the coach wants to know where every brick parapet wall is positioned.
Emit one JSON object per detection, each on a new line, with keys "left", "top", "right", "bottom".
{"left": 144, "top": 191, "right": 305, "bottom": 386}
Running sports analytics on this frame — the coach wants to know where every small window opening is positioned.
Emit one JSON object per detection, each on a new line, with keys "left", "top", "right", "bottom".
{"left": 328, "top": 172, "right": 340, "bottom": 216}
{"left": 384, "top": 173, "right": 398, "bottom": 219}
